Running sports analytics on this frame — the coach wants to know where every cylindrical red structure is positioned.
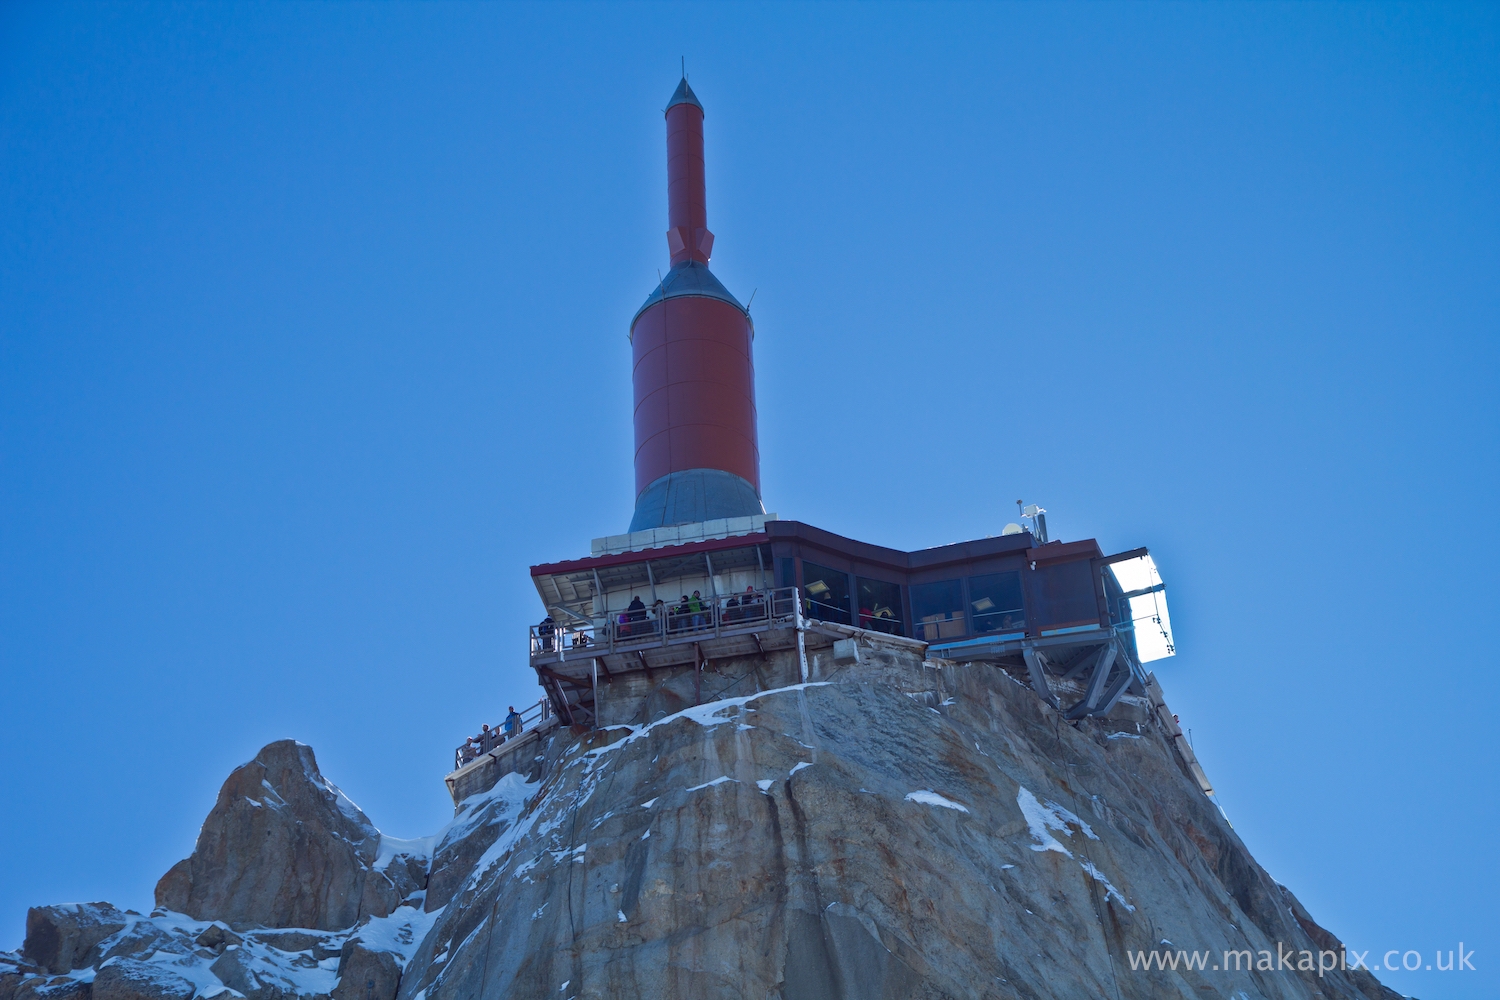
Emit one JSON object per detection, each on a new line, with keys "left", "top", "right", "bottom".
{"left": 628, "top": 78, "right": 762, "bottom": 533}
{"left": 666, "top": 99, "right": 709, "bottom": 265}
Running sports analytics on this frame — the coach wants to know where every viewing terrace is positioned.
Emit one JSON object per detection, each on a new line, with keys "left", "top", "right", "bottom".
{"left": 528, "top": 585, "right": 813, "bottom": 726}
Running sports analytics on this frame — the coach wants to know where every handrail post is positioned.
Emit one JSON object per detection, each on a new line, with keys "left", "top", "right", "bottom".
{"left": 794, "top": 586, "right": 809, "bottom": 683}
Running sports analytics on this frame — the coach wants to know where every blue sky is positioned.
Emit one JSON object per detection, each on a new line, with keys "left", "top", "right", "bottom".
{"left": 2, "top": 3, "right": 1496, "bottom": 996}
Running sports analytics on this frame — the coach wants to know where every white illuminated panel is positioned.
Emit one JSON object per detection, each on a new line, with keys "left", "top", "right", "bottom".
{"left": 1110, "top": 554, "right": 1176, "bottom": 663}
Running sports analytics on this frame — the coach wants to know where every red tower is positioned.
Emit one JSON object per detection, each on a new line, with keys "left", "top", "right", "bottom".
{"left": 628, "top": 78, "right": 763, "bottom": 532}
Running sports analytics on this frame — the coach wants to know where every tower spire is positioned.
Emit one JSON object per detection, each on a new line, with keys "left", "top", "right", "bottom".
{"left": 665, "top": 76, "right": 710, "bottom": 265}
{"left": 626, "top": 76, "right": 763, "bottom": 532}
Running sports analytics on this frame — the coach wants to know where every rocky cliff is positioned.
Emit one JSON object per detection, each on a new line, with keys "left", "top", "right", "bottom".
{"left": 4, "top": 646, "right": 1404, "bottom": 1000}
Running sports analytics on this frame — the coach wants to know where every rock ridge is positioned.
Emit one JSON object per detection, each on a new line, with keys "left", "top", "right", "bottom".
{"left": 7, "top": 644, "right": 1403, "bottom": 1000}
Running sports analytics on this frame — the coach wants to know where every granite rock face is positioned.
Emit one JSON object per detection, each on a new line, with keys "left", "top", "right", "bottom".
{"left": 11, "top": 644, "right": 1402, "bottom": 1000}
{"left": 155, "top": 741, "right": 385, "bottom": 931}
{"left": 394, "top": 644, "right": 1402, "bottom": 1000}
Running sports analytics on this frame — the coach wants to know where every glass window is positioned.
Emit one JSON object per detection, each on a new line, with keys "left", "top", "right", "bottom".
{"left": 802, "top": 562, "right": 851, "bottom": 625}
{"left": 1031, "top": 560, "right": 1099, "bottom": 628}
{"left": 911, "top": 580, "right": 965, "bottom": 641}
{"left": 1107, "top": 554, "right": 1175, "bottom": 662}
{"left": 856, "top": 577, "right": 902, "bottom": 635}
{"left": 969, "top": 572, "right": 1025, "bottom": 634}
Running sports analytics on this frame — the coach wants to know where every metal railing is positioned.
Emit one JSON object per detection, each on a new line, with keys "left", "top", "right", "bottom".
{"left": 972, "top": 607, "right": 1026, "bottom": 635}
{"left": 857, "top": 610, "right": 903, "bottom": 635}
{"left": 530, "top": 586, "right": 802, "bottom": 659}
{"left": 454, "top": 697, "right": 553, "bottom": 770}
{"left": 805, "top": 597, "right": 852, "bottom": 626}
{"left": 914, "top": 614, "right": 968, "bottom": 642}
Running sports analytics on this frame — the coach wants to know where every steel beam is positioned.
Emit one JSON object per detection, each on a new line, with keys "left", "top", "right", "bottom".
{"left": 1023, "top": 645, "right": 1058, "bottom": 708}
{"left": 1060, "top": 644, "right": 1103, "bottom": 681}
{"left": 1083, "top": 641, "right": 1118, "bottom": 710}
{"left": 1064, "top": 641, "right": 1118, "bottom": 719}
{"left": 1095, "top": 665, "right": 1134, "bottom": 716}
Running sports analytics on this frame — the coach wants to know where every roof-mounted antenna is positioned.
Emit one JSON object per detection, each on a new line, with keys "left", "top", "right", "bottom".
{"left": 746, "top": 288, "right": 757, "bottom": 312}
{"left": 1018, "top": 502, "right": 1049, "bottom": 544}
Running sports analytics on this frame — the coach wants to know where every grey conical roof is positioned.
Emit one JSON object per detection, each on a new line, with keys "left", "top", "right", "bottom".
{"left": 631, "top": 261, "right": 747, "bottom": 332}
{"left": 666, "top": 77, "right": 703, "bottom": 115}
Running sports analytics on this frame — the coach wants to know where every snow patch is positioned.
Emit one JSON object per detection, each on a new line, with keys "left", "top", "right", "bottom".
{"left": 460, "top": 773, "right": 545, "bottom": 889}
{"left": 1080, "top": 860, "right": 1134, "bottom": 910}
{"left": 354, "top": 905, "right": 442, "bottom": 965}
{"left": 548, "top": 844, "right": 587, "bottom": 864}
{"left": 789, "top": 762, "right": 812, "bottom": 775}
{"left": 756, "top": 779, "right": 775, "bottom": 792}
{"left": 686, "top": 776, "right": 737, "bottom": 792}
{"left": 374, "top": 834, "right": 435, "bottom": 870}
{"left": 588, "top": 683, "right": 833, "bottom": 759}
{"left": 904, "top": 790, "right": 969, "bottom": 813}
{"left": 1015, "top": 786, "right": 1096, "bottom": 856}
{"left": 442, "top": 770, "right": 540, "bottom": 855}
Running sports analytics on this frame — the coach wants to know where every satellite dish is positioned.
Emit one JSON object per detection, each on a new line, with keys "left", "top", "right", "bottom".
{"left": 1001, "top": 523, "right": 1024, "bottom": 535}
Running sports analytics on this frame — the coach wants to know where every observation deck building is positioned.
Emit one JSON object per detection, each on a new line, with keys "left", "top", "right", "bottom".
{"left": 447, "top": 77, "right": 1192, "bottom": 800}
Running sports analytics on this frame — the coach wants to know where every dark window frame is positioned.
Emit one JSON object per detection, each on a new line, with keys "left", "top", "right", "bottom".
{"left": 855, "top": 576, "right": 903, "bottom": 635}
{"left": 801, "top": 560, "right": 853, "bottom": 625}
{"left": 910, "top": 578, "right": 966, "bottom": 641}
{"left": 968, "top": 570, "right": 1026, "bottom": 635}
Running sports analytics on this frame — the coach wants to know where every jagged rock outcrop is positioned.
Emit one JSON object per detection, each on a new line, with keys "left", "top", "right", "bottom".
{"left": 8, "top": 741, "right": 432, "bottom": 1000}
{"left": 10, "top": 644, "right": 1403, "bottom": 1000}
{"left": 1, "top": 964, "right": 92, "bottom": 1000}
{"left": 91, "top": 960, "right": 195, "bottom": 1000}
{"left": 8, "top": 901, "right": 431, "bottom": 1000}
{"left": 21, "top": 905, "right": 129, "bottom": 976}
{"left": 330, "top": 944, "right": 401, "bottom": 1000}
{"left": 155, "top": 741, "right": 390, "bottom": 931}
